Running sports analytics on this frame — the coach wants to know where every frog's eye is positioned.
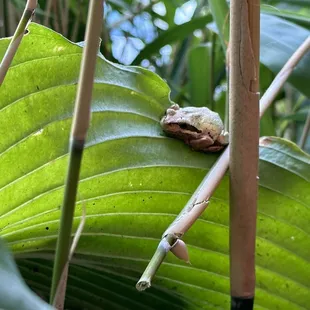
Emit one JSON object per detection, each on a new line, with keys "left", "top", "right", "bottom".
{"left": 178, "top": 123, "right": 201, "bottom": 133}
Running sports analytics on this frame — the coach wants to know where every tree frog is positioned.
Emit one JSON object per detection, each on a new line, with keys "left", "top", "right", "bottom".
{"left": 160, "top": 104, "right": 229, "bottom": 152}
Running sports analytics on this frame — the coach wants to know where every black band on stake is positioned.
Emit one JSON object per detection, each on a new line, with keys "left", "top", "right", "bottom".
{"left": 231, "top": 296, "right": 254, "bottom": 310}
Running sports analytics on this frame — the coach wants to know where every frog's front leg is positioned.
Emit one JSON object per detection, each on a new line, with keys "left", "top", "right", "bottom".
{"left": 217, "top": 130, "right": 229, "bottom": 145}
{"left": 188, "top": 136, "right": 216, "bottom": 152}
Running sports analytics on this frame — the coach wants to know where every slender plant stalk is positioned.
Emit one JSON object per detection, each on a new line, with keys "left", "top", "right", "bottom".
{"left": 58, "top": 0, "right": 64, "bottom": 33}
{"left": 283, "top": 84, "right": 295, "bottom": 141}
{"left": 7, "top": 1, "right": 18, "bottom": 36}
{"left": 136, "top": 234, "right": 177, "bottom": 291}
{"left": 53, "top": 205, "right": 86, "bottom": 309}
{"left": 62, "top": 0, "right": 69, "bottom": 37}
{"left": 299, "top": 109, "right": 310, "bottom": 149}
{"left": 170, "top": 39, "right": 191, "bottom": 88}
{"left": 43, "top": 0, "right": 53, "bottom": 26}
{"left": 52, "top": 0, "right": 60, "bottom": 33}
{"left": 136, "top": 35, "right": 310, "bottom": 292}
{"left": 210, "top": 33, "right": 216, "bottom": 111}
{"left": 49, "top": 0, "right": 103, "bottom": 304}
{"left": 229, "top": 1, "right": 260, "bottom": 307}
{"left": 170, "top": 0, "right": 205, "bottom": 90}
{"left": 0, "top": 0, "right": 5, "bottom": 37}
{"left": 2, "top": 0, "right": 9, "bottom": 36}
{"left": 208, "top": 0, "right": 230, "bottom": 131}
{"left": 208, "top": 0, "right": 229, "bottom": 53}
{"left": 0, "top": 0, "right": 37, "bottom": 86}
{"left": 71, "top": 0, "right": 82, "bottom": 42}
{"left": 101, "top": 19, "right": 112, "bottom": 59}
{"left": 224, "top": 62, "right": 230, "bottom": 131}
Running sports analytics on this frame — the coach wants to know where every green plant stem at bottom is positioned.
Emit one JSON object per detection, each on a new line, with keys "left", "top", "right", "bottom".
{"left": 136, "top": 234, "right": 177, "bottom": 291}
{"left": 49, "top": 139, "right": 84, "bottom": 303}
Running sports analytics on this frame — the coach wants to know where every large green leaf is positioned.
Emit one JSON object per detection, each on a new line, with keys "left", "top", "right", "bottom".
{"left": 0, "top": 24, "right": 310, "bottom": 310}
{"left": 262, "top": 0, "right": 310, "bottom": 29}
{"left": 261, "top": 7, "right": 310, "bottom": 29}
{"left": 207, "top": 6, "right": 310, "bottom": 98}
{"left": 260, "top": 13, "right": 310, "bottom": 98}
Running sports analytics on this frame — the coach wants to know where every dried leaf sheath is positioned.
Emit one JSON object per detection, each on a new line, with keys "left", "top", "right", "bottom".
{"left": 0, "top": 0, "right": 37, "bottom": 85}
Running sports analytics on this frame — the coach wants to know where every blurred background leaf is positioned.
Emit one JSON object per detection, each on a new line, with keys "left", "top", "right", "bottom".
{"left": 0, "top": 238, "right": 53, "bottom": 310}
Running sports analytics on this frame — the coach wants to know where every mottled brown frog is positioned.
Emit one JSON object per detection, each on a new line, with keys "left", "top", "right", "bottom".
{"left": 160, "top": 104, "right": 229, "bottom": 152}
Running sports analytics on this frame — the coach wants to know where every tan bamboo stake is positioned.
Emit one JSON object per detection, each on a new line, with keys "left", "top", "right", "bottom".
{"left": 229, "top": 0, "right": 260, "bottom": 307}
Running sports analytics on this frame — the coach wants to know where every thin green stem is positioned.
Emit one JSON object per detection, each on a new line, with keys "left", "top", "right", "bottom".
{"left": 208, "top": 0, "right": 229, "bottom": 53}
{"left": 224, "top": 71, "right": 230, "bottom": 131}
{"left": 170, "top": 38, "right": 191, "bottom": 90}
{"left": 0, "top": 0, "right": 5, "bottom": 37}
{"left": 63, "top": 0, "right": 69, "bottom": 37}
{"left": 283, "top": 84, "right": 295, "bottom": 141}
{"left": 299, "top": 109, "right": 310, "bottom": 149}
{"left": 6, "top": 1, "right": 18, "bottom": 36}
{"left": 71, "top": 0, "right": 82, "bottom": 42}
{"left": 208, "top": 0, "right": 230, "bottom": 129}
{"left": 136, "top": 234, "right": 177, "bottom": 291}
{"left": 50, "top": 140, "right": 83, "bottom": 306}
{"left": 53, "top": 204, "right": 86, "bottom": 309}
{"left": 49, "top": 0, "right": 103, "bottom": 304}
{"left": 43, "top": 0, "right": 53, "bottom": 26}
{"left": 210, "top": 32, "right": 216, "bottom": 111}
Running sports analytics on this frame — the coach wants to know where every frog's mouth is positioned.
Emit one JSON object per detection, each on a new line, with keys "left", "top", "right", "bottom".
{"left": 177, "top": 122, "right": 201, "bottom": 133}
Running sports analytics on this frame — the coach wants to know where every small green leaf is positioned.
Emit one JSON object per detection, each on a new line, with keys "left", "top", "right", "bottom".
{"left": 0, "top": 238, "right": 53, "bottom": 310}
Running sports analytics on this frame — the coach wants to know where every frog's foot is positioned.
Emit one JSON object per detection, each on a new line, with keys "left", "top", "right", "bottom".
{"left": 188, "top": 136, "right": 216, "bottom": 152}
{"left": 165, "top": 103, "right": 180, "bottom": 116}
{"left": 217, "top": 130, "right": 229, "bottom": 145}
{"left": 202, "top": 145, "right": 226, "bottom": 152}
{"left": 190, "top": 137, "right": 227, "bottom": 153}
